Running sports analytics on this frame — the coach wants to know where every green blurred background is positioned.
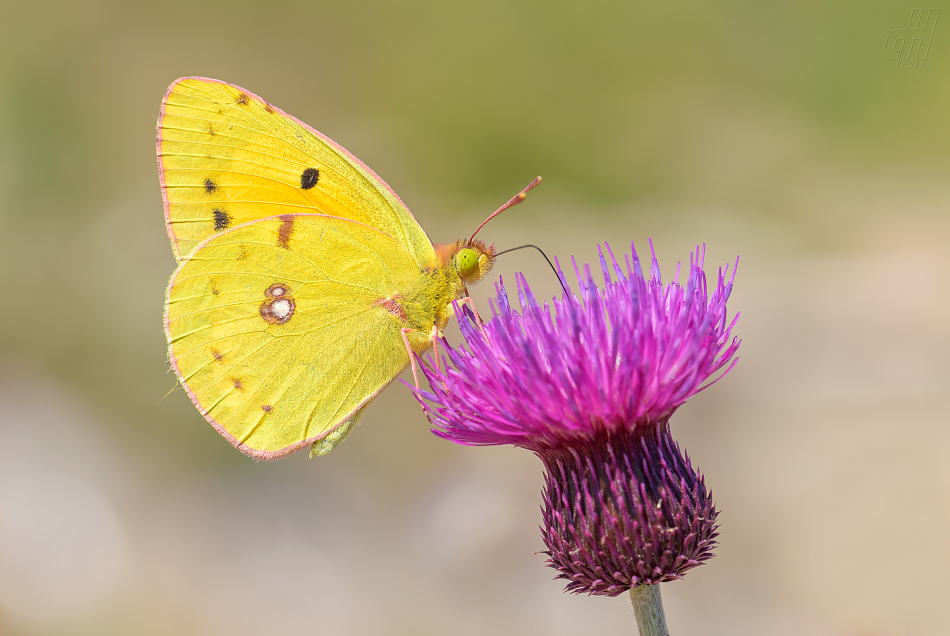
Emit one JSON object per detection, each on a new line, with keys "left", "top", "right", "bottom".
{"left": 2, "top": 1, "right": 949, "bottom": 634}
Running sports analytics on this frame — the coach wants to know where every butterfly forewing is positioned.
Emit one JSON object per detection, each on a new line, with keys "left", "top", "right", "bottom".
{"left": 158, "top": 77, "right": 435, "bottom": 266}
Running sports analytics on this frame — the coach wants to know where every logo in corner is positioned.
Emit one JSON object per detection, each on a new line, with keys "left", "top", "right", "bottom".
{"left": 885, "top": 9, "right": 940, "bottom": 68}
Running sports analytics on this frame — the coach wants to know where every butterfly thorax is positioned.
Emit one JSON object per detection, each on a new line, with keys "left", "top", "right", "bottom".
{"left": 387, "top": 239, "right": 494, "bottom": 353}
{"left": 399, "top": 265, "right": 462, "bottom": 339}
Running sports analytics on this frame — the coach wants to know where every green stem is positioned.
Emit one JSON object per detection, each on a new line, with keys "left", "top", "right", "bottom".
{"left": 629, "top": 584, "right": 669, "bottom": 636}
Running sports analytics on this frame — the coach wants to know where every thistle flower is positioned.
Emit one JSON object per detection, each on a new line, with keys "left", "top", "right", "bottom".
{"left": 414, "top": 242, "right": 740, "bottom": 600}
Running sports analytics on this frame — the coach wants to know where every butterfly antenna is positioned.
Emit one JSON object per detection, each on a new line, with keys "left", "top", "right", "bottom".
{"left": 494, "top": 244, "right": 570, "bottom": 297}
{"left": 469, "top": 176, "right": 542, "bottom": 242}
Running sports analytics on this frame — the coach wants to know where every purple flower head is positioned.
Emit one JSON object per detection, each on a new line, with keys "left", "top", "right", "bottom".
{"left": 414, "top": 241, "right": 741, "bottom": 596}
{"left": 418, "top": 241, "right": 740, "bottom": 450}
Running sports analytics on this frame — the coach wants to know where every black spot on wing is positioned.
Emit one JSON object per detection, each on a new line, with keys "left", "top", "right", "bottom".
{"left": 301, "top": 168, "right": 319, "bottom": 190}
{"left": 204, "top": 178, "right": 217, "bottom": 193}
{"left": 213, "top": 208, "right": 232, "bottom": 231}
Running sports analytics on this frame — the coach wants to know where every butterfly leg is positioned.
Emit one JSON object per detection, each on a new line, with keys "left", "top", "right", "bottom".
{"left": 430, "top": 325, "right": 442, "bottom": 373}
{"left": 401, "top": 328, "right": 421, "bottom": 390}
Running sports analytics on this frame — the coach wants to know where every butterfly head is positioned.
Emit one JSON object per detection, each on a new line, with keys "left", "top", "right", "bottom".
{"left": 456, "top": 239, "right": 496, "bottom": 284}
{"left": 436, "top": 239, "right": 496, "bottom": 285}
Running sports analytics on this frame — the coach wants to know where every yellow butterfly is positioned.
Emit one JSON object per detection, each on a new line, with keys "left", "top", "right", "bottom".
{"left": 159, "top": 77, "right": 538, "bottom": 460}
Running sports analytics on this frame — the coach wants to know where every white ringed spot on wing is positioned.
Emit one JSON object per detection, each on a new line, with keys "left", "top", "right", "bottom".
{"left": 260, "top": 282, "right": 296, "bottom": 325}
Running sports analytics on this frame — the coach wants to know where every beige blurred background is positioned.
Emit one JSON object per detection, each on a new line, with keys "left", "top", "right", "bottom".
{"left": 1, "top": 1, "right": 948, "bottom": 634}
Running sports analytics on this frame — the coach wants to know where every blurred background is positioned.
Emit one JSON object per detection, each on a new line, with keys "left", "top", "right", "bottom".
{"left": 1, "top": 1, "right": 948, "bottom": 634}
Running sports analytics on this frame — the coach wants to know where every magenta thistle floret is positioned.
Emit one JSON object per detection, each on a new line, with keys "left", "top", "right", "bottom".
{"left": 414, "top": 242, "right": 740, "bottom": 595}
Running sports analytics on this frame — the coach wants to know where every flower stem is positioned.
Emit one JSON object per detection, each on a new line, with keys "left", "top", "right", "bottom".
{"left": 630, "top": 584, "right": 669, "bottom": 636}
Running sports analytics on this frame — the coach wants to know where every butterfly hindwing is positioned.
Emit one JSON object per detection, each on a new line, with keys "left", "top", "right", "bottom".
{"left": 164, "top": 214, "right": 433, "bottom": 459}
{"left": 157, "top": 77, "right": 435, "bottom": 267}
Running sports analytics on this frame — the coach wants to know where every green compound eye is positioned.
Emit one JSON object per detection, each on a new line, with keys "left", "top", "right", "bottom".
{"left": 456, "top": 248, "right": 479, "bottom": 277}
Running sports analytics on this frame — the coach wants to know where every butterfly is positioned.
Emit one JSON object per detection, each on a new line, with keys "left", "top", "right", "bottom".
{"left": 159, "top": 77, "right": 539, "bottom": 460}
